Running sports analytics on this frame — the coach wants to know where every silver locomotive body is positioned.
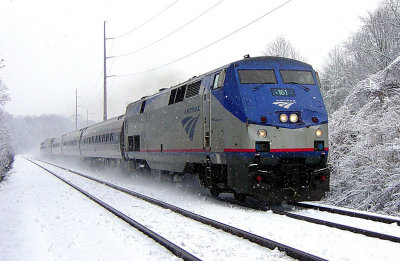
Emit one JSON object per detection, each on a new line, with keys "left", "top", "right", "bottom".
{"left": 123, "top": 57, "right": 330, "bottom": 202}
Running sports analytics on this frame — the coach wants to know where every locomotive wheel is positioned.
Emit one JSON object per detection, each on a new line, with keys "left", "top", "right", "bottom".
{"left": 234, "top": 192, "right": 247, "bottom": 203}
{"left": 210, "top": 188, "right": 220, "bottom": 198}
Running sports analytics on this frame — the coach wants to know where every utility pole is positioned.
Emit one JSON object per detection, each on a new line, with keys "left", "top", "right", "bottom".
{"left": 103, "top": 21, "right": 115, "bottom": 122}
{"left": 87, "top": 109, "right": 89, "bottom": 127}
{"left": 75, "top": 89, "right": 78, "bottom": 130}
{"left": 103, "top": 21, "right": 107, "bottom": 121}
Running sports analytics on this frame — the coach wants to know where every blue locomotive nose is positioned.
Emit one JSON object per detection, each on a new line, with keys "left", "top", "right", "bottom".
{"left": 233, "top": 67, "right": 327, "bottom": 128}
{"left": 213, "top": 57, "right": 328, "bottom": 128}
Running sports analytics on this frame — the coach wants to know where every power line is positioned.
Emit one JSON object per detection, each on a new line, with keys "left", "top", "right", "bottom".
{"left": 111, "top": 0, "right": 224, "bottom": 58}
{"left": 115, "top": 0, "right": 294, "bottom": 78}
{"left": 107, "top": 76, "right": 118, "bottom": 94}
{"left": 112, "top": 0, "right": 180, "bottom": 39}
{"left": 87, "top": 38, "right": 115, "bottom": 108}
{"left": 108, "top": 38, "right": 115, "bottom": 57}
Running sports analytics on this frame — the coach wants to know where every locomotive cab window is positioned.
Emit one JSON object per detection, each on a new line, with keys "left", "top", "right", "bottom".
{"left": 212, "top": 69, "right": 226, "bottom": 90}
{"left": 212, "top": 74, "right": 219, "bottom": 89}
{"left": 238, "top": 69, "right": 277, "bottom": 84}
{"left": 280, "top": 70, "right": 315, "bottom": 85}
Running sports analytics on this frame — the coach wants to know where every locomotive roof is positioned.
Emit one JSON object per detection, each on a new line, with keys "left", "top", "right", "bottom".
{"left": 232, "top": 56, "right": 312, "bottom": 68}
{"left": 127, "top": 56, "right": 313, "bottom": 107}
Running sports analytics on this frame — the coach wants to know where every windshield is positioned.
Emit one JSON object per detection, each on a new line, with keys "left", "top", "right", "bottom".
{"left": 238, "top": 69, "right": 277, "bottom": 84}
{"left": 280, "top": 70, "right": 315, "bottom": 85}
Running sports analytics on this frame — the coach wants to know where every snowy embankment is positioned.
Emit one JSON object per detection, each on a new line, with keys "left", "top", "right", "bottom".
{"left": 324, "top": 56, "right": 400, "bottom": 216}
{"left": 2, "top": 156, "right": 399, "bottom": 260}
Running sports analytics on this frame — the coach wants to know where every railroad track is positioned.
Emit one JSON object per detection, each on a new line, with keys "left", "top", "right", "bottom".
{"left": 266, "top": 206, "right": 400, "bottom": 244}
{"left": 220, "top": 195, "right": 400, "bottom": 244}
{"left": 290, "top": 202, "right": 400, "bottom": 226}
{"left": 204, "top": 184, "right": 400, "bottom": 244}
{"left": 26, "top": 157, "right": 324, "bottom": 261}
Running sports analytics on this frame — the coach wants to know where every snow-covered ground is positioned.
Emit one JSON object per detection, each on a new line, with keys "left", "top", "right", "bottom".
{"left": 1, "top": 156, "right": 400, "bottom": 260}
{"left": 0, "top": 156, "right": 179, "bottom": 261}
{"left": 32, "top": 158, "right": 289, "bottom": 260}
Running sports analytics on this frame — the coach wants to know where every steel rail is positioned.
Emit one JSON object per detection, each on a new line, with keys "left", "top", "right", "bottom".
{"left": 291, "top": 202, "right": 400, "bottom": 226}
{"left": 25, "top": 158, "right": 201, "bottom": 261}
{"left": 267, "top": 208, "right": 400, "bottom": 244}
{"left": 35, "top": 158, "right": 326, "bottom": 261}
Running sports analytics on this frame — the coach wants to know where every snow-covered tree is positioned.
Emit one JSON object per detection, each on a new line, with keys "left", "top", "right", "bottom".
{"left": 320, "top": 46, "right": 357, "bottom": 112}
{"left": 0, "top": 59, "right": 13, "bottom": 181}
{"left": 323, "top": 56, "right": 400, "bottom": 216}
{"left": 346, "top": 1, "right": 400, "bottom": 75}
{"left": 262, "top": 36, "right": 304, "bottom": 61}
{"left": 321, "top": 0, "right": 400, "bottom": 113}
{"left": 320, "top": 1, "right": 400, "bottom": 216}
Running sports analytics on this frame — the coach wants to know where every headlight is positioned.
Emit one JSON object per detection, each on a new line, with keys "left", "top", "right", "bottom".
{"left": 316, "top": 129, "right": 322, "bottom": 137}
{"left": 279, "top": 114, "right": 288, "bottom": 123}
{"left": 289, "top": 114, "right": 298, "bottom": 123}
{"left": 257, "top": 129, "right": 267, "bottom": 138}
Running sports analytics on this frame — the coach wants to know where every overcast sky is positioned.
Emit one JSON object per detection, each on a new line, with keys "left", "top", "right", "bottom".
{"left": 0, "top": 0, "right": 381, "bottom": 122}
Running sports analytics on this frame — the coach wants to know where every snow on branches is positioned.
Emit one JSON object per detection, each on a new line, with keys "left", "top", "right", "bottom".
{"left": 324, "top": 56, "right": 400, "bottom": 216}
{"left": 321, "top": 0, "right": 400, "bottom": 113}
{"left": 0, "top": 64, "right": 13, "bottom": 181}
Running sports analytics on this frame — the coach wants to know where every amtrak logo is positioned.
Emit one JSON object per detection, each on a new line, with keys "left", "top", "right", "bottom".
{"left": 181, "top": 114, "right": 200, "bottom": 141}
{"left": 273, "top": 101, "right": 295, "bottom": 109}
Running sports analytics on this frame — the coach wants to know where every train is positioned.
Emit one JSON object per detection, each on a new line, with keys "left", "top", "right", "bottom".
{"left": 40, "top": 56, "right": 330, "bottom": 203}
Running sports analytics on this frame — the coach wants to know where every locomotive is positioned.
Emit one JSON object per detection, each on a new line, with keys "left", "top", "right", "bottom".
{"left": 41, "top": 56, "right": 330, "bottom": 203}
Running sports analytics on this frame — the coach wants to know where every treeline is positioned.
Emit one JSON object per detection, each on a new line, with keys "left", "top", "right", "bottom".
{"left": 6, "top": 113, "right": 96, "bottom": 154}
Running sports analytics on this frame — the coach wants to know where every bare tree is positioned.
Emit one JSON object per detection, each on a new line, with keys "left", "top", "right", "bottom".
{"left": 262, "top": 36, "right": 305, "bottom": 61}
